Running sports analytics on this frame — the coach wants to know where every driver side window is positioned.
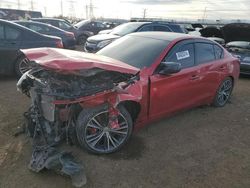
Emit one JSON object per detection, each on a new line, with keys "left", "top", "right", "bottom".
{"left": 164, "top": 43, "right": 195, "bottom": 69}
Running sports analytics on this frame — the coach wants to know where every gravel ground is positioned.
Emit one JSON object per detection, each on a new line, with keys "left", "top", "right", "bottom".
{"left": 0, "top": 76, "right": 250, "bottom": 188}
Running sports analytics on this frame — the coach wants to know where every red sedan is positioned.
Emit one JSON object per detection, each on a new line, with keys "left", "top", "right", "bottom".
{"left": 18, "top": 32, "right": 240, "bottom": 154}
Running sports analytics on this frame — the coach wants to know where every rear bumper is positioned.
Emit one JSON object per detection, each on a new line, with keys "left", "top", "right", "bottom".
{"left": 84, "top": 42, "right": 98, "bottom": 53}
{"left": 240, "top": 63, "right": 250, "bottom": 75}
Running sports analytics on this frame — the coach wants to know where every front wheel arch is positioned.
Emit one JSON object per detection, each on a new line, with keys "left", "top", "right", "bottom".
{"left": 118, "top": 101, "right": 141, "bottom": 123}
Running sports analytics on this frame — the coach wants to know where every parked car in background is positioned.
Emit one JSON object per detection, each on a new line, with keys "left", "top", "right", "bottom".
{"left": 226, "top": 41, "right": 250, "bottom": 75}
{"left": 17, "top": 32, "right": 239, "bottom": 154}
{"left": 84, "top": 21, "right": 186, "bottom": 53}
{"left": 15, "top": 20, "right": 76, "bottom": 49}
{"left": 0, "top": 19, "right": 63, "bottom": 77}
{"left": 222, "top": 23, "right": 250, "bottom": 75}
{"left": 31, "top": 18, "right": 94, "bottom": 45}
{"left": 74, "top": 20, "right": 108, "bottom": 34}
{"left": 74, "top": 20, "right": 108, "bottom": 44}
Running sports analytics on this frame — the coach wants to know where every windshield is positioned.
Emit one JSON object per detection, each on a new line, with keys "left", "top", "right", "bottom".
{"left": 97, "top": 35, "right": 169, "bottom": 69}
{"left": 110, "top": 22, "right": 146, "bottom": 36}
{"left": 74, "top": 20, "right": 90, "bottom": 28}
{"left": 59, "top": 21, "right": 72, "bottom": 30}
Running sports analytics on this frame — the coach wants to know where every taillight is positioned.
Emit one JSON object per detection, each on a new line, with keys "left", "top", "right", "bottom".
{"left": 65, "top": 32, "right": 75, "bottom": 38}
{"left": 56, "top": 40, "right": 64, "bottom": 48}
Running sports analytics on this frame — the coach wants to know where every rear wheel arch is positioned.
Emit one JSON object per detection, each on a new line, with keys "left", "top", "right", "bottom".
{"left": 228, "top": 76, "right": 234, "bottom": 86}
{"left": 77, "top": 34, "right": 88, "bottom": 45}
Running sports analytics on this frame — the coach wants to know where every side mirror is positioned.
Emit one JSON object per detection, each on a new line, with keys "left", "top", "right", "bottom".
{"left": 158, "top": 62, "right": 181, "bottom": 75}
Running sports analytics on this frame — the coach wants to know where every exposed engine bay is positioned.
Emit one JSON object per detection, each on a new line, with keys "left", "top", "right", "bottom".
{"left": 17, "top": 66, "right": 137, "bottom": 187}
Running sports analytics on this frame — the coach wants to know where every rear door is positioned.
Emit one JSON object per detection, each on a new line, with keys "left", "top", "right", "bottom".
{"left": 149, "top": 40, "right": 202, "bottom": 119}
{"left": 0, "top": 23, "right": 22, "bottom": 74}
{"left": 194, "top": 41, "right": 225, "bottom": 102}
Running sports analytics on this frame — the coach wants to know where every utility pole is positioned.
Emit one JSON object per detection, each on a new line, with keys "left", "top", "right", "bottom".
{"left": 61, "top": 0, "right": 63, "bottom": 16}
{"left": 143, "top": 9, "right": 147, "bottom": 19}
{"left": 44, "top": 6, "right": 47, "bottom": 16}
{"left": 202, "top": 7, "right": 207, "bottom": 23}
{"left": 30, "top": 0, "right": 34, "bottom": 11}
{"left": 86, "top": 5, "right": 89, "bottom": 19}
{"left": 17, "top": 0, "right": 20, "bottom": 9}
{"left": 68, "top": 0, "right": 76, "bottom": 18}
{"left": 89, "top": 0, "right": 94, "bottom": 19}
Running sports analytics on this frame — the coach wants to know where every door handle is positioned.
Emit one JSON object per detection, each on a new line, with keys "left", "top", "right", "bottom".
{"left": 190, "top": 75, "right": 200, "bottom": 80}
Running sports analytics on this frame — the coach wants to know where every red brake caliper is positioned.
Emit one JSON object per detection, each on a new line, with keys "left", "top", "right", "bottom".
{"left": 108, "top": 106, "right": 120, "bottom": 129}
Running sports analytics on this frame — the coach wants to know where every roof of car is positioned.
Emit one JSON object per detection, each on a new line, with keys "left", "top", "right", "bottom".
{"left": 127, "top": 32, "right": 196, "bottom": 42}
{"left": 0, "top": 19, "right": 33, "bottom": 31}
{"left": 31, "top": 18, "right": 66, "bottom": 22}
{"left": 14, "top": 20, "right": 67, "bottom": 32}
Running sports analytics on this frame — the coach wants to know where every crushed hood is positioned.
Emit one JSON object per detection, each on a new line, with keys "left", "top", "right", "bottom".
{"left": 21, "top": 48, "right": 139, "bottom": 75}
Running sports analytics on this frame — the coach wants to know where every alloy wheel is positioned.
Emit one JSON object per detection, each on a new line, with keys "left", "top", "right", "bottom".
{"left": 217, "top": 79, "right": 233, "bottom": 106}
{"left": 84, "top": 111, "right": 129, "bottom": 153}
{"left": 18, "top": 58, "right": 31, "bottom": 75}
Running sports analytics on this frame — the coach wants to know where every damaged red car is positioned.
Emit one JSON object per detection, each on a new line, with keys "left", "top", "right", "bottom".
{"left": 17, "top": 32, "right": 240, "bottom": 154}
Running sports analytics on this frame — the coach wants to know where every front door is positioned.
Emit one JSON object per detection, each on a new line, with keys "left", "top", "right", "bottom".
{"left": 149, "top": 40, "right": 202, "bottom": 120}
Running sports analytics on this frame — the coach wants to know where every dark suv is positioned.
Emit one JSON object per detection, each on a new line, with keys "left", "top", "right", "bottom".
{"left": 31, "top": 18, "right": 95, "bottom": 45}
{"left": 84, "top": 22, "right": 185, "bottom": 53}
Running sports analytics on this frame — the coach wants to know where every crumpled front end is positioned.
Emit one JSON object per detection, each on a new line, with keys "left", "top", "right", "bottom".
{"left": 17, "top": 65, "right": 136, "bottom": 139}
{"left": 17, "top": 65, "right": 138, "bottom": 187}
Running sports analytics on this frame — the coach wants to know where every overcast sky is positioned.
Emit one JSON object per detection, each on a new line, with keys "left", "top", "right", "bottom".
{"left": 1, "top": 0, "right": 250, "bottom": 20}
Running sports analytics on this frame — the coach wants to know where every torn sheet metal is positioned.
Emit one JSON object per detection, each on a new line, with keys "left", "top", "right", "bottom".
{"left": 21, "top": 48, "right": 139, "bottom": 75}
{"left": 23, "top": 102, "right": 87, "bottom": 187}
{"left": 29, "top": 147, "right": 86, "bottom": 187}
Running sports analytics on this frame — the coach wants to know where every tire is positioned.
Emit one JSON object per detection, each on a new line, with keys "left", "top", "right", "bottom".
{"left": 77, "top": 35, "right": 87, "bottom": 45}
{"left": 76, "top": 105, "right": 133, "bottom": 154}
{"left": 213, "top": 77, "right": 233, "bottom": 107}
{"left": 14, "top": 56, "right": 30, "bottom": 77}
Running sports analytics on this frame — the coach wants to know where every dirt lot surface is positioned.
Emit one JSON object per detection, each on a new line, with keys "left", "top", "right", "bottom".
{"left": 0, "top": 76, "right": 250, "bottom": 188}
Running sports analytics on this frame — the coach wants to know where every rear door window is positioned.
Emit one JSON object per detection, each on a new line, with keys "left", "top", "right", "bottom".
{"left": 59, "top": 21, "right": 71, "bottom": 30}
{"left": 214, "top": 44, "right": 224, "bottom": 59}
{"left": 164, "top": 43, "right": 195, "bottom": 69}
{"left": 5, "top": 26, "right": 21, "bottom": 40}
{"left": 195, "top": 43, "right": 216, "bottom": 64}
{"left": 29, "top": 24, "right": 43, "bottom": 32}
{"left": 138, "top": 25, "right": 154, "bottom": 31}
{"left": 154, "top": 25, "right": 172, "bottom": 32}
